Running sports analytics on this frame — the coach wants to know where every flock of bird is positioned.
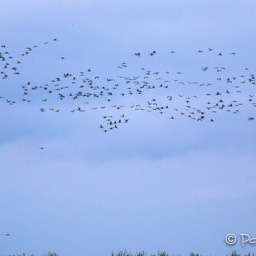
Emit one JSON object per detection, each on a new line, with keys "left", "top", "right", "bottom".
{"left": 1, "top": 39, "right": 255, "bottom": 133}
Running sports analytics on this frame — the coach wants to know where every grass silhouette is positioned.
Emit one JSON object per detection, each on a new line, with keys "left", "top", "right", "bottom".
{"left": 1, "top": 250, "right": 255, "bottom": 256}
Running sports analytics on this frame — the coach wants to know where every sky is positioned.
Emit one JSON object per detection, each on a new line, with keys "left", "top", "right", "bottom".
{"left": 1, "top": 0, "right": 256, "bottom": 256}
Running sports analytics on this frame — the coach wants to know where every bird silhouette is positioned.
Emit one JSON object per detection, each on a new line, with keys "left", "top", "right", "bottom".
{"left": 0, "top": 40, "right": 255, "bottom": 135}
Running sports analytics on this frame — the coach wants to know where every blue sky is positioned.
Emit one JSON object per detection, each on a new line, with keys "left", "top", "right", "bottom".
{"left": 1, "top": 1, "right": 256, "bottom": 256}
